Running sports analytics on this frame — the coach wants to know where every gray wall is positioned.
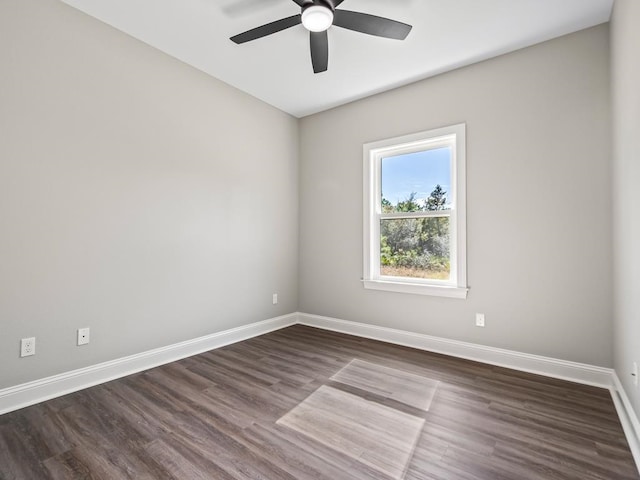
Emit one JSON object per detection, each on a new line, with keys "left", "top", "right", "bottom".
{"left": 299, "top": 25, "right": 612, "bottom": 366}
{"left": 0, "top": 0, "right": 298, "bottom": 389}
{"left": 612, "top": 0, "right": 640, "bottom": 420}
{"left": 0, "top": 0, "right": 616, "bottom": 393}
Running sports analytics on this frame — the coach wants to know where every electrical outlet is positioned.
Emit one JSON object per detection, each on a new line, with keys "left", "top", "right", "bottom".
{"left": 20, "top": 337, "right": 35, "bottom": 357}
{"left": 475, "top": 313, "right": 485, "bottom": 327}
{"left": 77, "top": 327, "right": 90, "bottom": 346}
{"left": 633, "top": 362, "right": 638, "bottom": 387}
{"left": 272, "top": 293, "right": 278, "bottom": 305}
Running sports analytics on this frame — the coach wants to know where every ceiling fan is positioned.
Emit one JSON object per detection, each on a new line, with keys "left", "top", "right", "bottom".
{"left": 230, "top": 0, "right": 412, "bottom": 74}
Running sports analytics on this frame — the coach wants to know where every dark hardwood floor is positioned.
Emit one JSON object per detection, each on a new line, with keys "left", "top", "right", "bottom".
{"left": 0, "top": 325, "right": 638, "bottom": 479}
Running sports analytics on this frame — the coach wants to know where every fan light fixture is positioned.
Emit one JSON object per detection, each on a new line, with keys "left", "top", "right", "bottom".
{"left": 301, "top": 5, "right": 334, "bottom": 32}
{"left": 230, "top": 0, "right": 413, "bottom": 74}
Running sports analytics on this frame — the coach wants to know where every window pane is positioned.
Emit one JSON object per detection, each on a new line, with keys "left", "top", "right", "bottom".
{"left": 381, "top": 147, "right": 451, "bottom": 213}
{"left": 380, "top": 217, "right": 450, "bottom": 280}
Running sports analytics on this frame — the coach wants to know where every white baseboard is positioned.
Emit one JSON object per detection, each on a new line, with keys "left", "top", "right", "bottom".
{"left": 297, "top": 312, "right": 614, "bottom": 388}
{"left": 611, "top": 373, "right": 640, "bottom": 474}
{"left": 0, "top": 313, "right": 297, "bottom": 415}
{"left": 1, "top": 310, "right": 637, "bottom": 473}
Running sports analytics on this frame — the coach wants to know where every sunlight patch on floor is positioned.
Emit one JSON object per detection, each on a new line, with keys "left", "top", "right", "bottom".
{"left": 331, "top": 359, "right": 440, "bottom": 411}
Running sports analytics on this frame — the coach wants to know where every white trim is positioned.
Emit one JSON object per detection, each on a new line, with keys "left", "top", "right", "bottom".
{"left": 0, "top": 313, "right": 297, "bottom": 415}
{"left": 362, "top": 123, "right": 467, "bottom": 298}
{"left": 611, "top": 373, "right": 640, "bottom": 475}
{"left": 362, "top": 279, "right": 468, "bottom": 298}
{"left": 297, "top": 312, "right": 613, "bottom": 388}
{"left": 454, "top": 124, "right": 467, "bottom": 289}
{"left": 301, "top": 310, "right": 636, "bottom": 473}
{"left": 1, "top": 309, "right": 638, "bottom": 474}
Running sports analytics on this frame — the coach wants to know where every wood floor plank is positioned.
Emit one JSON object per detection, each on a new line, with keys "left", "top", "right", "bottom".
{"left": 0, "top": 423, "right": 53, "bottom": 479}
{"left": 143, "top": 438, "right": 220, "bottom": 480}
{"left": 165, "top": 411, "right": 298, "bottom": 480}
{"left": 260, "top": 422, "right": 395, "bottom": 480}
{"left": 0, "top": 325, "right": 637, "bottom": 480}
{"left": 43, "top": 449, "right": 100, "bottom": 480}
{"left": 239, "top": 421, "right": 373, "bottom": 480}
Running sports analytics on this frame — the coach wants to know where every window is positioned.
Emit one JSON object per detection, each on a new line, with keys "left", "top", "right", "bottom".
{"left": 363, "top": 124, "right": 467, "bottom": 298}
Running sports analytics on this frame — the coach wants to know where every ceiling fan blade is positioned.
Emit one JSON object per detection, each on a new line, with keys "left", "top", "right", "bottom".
{"left": 333, "top": 10, "right": 412, "bottom": 40}
{"left": 310, "top": 30, "right": 328, "bottom": 73}
{"left": 230, "top": 14, "right": 301, "bottom": 44}
{"left": 326, "top": 0, "right": 346, "bottom": 7}
{"left": 290, "top": 0, "right": 313, "bottom": 6}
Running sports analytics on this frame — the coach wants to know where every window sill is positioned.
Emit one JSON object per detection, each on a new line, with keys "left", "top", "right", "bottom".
{"left": 362, "top": 279, "right": 468, "bottom": 299}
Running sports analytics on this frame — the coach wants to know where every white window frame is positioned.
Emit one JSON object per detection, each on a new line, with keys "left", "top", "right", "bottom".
{"left": 363, "top": 123, "right": 468, "bottom": 299}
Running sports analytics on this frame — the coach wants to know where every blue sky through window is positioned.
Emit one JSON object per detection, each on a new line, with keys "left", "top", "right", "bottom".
{"left": 381, "top": 147, "right": 451, "bottom": 206}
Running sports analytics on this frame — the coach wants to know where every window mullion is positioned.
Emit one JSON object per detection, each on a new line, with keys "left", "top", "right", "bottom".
{"left": 380, "top": 210, "right": 451, "bottom": 220}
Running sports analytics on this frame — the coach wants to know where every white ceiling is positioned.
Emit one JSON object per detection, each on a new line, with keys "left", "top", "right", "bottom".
{"left": 60, "top": 0, "right": 613, "bottom": 118}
